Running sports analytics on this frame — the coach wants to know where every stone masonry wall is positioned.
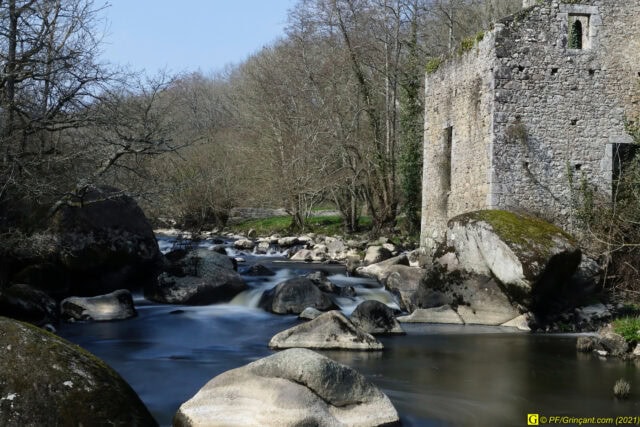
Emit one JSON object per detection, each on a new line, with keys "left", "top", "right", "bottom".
{"left": 421, "top": 0, "right": 640, "bottom": 252}
{"left": 491, "top": 0, "right": 640, "bottom": 227}
{"left": 421, "top": 32, "right": 497, "bottom": 253}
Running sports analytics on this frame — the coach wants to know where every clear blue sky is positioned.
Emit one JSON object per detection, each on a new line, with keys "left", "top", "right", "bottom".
{"left": 102, "top": 1, "right": 297, "bottom": 74}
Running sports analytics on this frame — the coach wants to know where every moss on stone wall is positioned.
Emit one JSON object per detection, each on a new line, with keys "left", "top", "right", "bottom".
{"left": 425, "top": 57, "right": 443, "bottom": 74}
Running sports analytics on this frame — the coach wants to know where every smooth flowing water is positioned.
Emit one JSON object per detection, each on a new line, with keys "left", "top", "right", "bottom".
{"left": 58, "top": 236, "right": 640, "bottom": 426}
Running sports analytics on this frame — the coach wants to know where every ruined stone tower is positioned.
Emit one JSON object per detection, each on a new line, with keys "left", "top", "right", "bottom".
{"left": 421, "top": 0, "right": 640, "bottom": 254}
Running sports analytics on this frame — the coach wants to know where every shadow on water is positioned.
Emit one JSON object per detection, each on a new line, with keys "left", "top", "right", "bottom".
{"left": 58, "top": 236, "right": 640, "bottom": 426}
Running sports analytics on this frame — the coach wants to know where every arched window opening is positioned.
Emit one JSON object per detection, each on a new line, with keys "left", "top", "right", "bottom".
{"left": 569, "top": 19, "right": 583, "bottom": 49}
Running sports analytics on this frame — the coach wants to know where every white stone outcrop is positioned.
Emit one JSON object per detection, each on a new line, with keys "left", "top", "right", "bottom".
{"left": 174, "top": 348, "right": 399, "bottom": 427}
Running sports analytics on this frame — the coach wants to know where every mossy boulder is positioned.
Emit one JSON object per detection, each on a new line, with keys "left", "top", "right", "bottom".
{"left": 443, "top": 210, "right": 582, "bottom": 313}
{"left": 0, "top": 317, "right": 157, "bottom": 426}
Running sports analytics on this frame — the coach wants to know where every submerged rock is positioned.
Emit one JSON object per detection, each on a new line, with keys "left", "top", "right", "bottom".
{"left": 61, "top": 289, "right": 137, "bottom": 321}
{"left": 259, "top": 277, "right": 336, "bottom": 314}
{"left": 269, "top": 310, "right": 383, "bottom": 350}
{"left": 0, "top": 317, "right": 157, "bottom": 427}
{"left": 174, "top": 348, "right": 399, "bottom": 427}
{"left": 350, "top": 300, "right": 404, "bottom": 335}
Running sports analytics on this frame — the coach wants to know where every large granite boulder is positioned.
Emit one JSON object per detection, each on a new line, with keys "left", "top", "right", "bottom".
{"left": 174, "top": 348, "right": 399, "bottom": 427}
{"left": 0, "top": 284, "right": 58, "bottom": 327}
{"left": 145, "top": 249, "right": 247, "bottom": 305}
{"left": 443, "top": 210, "right": 582, "bottom": 313}
{"left": 61, "top": 289, "right": 137, "bottom": 321}
{"left": 50, "top": 186, "right": 162, "bottom": 297}
{"left": 0, "top": 317, "right": 157, "bottom": 426}
{"left": 259, "top": 277, "right": 336, "bottom": 315}
{"left": 269, "top": 311, "right": 383, "bottom": 350}
{"left": 350, "top": 300, "right": 404, "bottom": 335}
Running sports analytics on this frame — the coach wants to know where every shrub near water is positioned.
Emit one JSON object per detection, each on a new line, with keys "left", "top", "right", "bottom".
{"left": 612, "top": 316, "right": 640, "bottom": 343}
{"left": 614, "top": 379, "right": 631, "bottom": 399}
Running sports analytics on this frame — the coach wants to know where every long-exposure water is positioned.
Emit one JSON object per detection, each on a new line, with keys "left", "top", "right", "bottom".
{"left": 57, "top": 236, "right": 640, "bottom": 426}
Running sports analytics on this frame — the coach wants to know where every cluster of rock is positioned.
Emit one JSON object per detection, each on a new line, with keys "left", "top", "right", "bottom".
{"left": 230, "top": 232, "right": 418, "bottom": 267}
{"left": 175, "top": 299, "right": 405, "bottom": 426}
{"left": 2, "top": 189, "right": 623, "bottom": 426}
{"left": 360, "top": 210, "right": 603, "bottom": 332}
{"left": 190, "top": 209, "right": 606, "bottom": 334}
{"left": 0, "top": 186, "right": 165, "bottom": 328}
{"left": 576, "top": 325, "right": 640, "bottom": 359}
{"left": 269, "top": 302, "right": 404, "bottom": 351}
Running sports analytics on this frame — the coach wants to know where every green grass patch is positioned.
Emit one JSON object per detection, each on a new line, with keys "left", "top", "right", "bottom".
{"left": 613, "top": 316, "right": 640, "bottom": 343}
{"left": 230, "top": 216, "right": 292, "bottom": 235}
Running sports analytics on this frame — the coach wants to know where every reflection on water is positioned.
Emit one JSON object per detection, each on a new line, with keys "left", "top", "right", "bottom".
{"left": 58, "top": 236, "right": 640, "bottom": 426}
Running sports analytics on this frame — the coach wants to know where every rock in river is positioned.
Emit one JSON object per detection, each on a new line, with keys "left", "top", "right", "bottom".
{"left": 145, "top": 249, "right": 247, "bottom": 305}
{"left": 0, "top": 283, "right": 59, "bottom": 327}
{"left": 259, "top": 277, "right": 336, "bottom": 314}
{"left": 0, "top": 317, "right": 157, "bottom": 427}
{"left": 174, "top": 348, "right": 399, "bottom": 427}
{"left": 269, "top": 310, "right": 383, "bottom": 350}
{"left": 61, "top": 289, "right": 137, "bottom": 321}
{"left": 350, "top": 300, "right": 404, "bottom": 335}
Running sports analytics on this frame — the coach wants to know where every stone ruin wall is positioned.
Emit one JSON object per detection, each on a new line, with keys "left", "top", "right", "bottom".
{"left": 421, "top": 0, "right": 640, "bottom": 251}
{"left": 491, "top": 0, "right": 640, "bottom": 227}
{"left": 421, "top": 32, "right": 497, "bottom": 252}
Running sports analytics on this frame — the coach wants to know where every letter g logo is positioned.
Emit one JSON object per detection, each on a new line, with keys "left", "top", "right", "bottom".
{"left": 527, "top": 414, "right": 539, "bottom": 425}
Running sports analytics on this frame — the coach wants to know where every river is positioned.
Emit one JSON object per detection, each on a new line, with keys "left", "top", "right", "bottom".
{"left": 57, "top": 235, "right": 640, "bottom": 426}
